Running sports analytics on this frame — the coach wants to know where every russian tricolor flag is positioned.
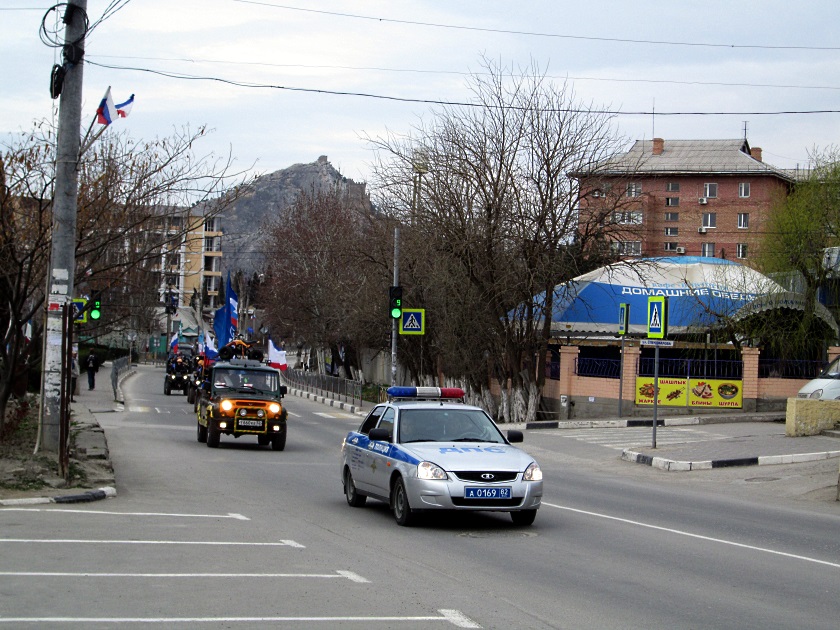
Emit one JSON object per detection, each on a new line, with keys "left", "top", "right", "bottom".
{"left": 97, "top": 87, "right": 134, "bottom": 126}
{"left": 169, "top": 333, "right": 179, "bottom": 355}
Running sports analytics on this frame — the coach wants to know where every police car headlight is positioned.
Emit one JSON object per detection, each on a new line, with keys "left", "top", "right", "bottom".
{"left": 417, "top": 461, "right": 447, "bottom": 480}
{"left": 809, "top": 389, "right": 823, "bottom": 399}
{"left": 220, "top": 400, "right": 233, "bottom": 412}
{"left": 523, "top": 462, "right": 542, "bottom": 482}
{"left": 269, "top": 403, "right": 281, "bottom": 414}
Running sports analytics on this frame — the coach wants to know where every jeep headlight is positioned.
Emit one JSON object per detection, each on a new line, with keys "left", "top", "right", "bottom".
{"left": 523, "top": 462, "right": 542, "bottom": 482}
{"left": 220, "top": 400, "right": 233, "bottom": 412}
{"left": 417, "top": 461, "right": 447, "bottom": 480}
{"left": 269, "top": 402, "right": 281, "bottom": 414}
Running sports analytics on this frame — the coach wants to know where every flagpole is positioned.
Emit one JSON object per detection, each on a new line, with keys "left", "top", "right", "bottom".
{"left": 80, "top": 85, "right": 109, "bottom": 156}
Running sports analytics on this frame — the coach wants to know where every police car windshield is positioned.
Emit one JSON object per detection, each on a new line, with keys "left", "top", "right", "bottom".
{"left": 398, "top": 409, "right": 505, "bottom": 444}
{"left": 213, "top": 368, "right": 279, "bottom": 393}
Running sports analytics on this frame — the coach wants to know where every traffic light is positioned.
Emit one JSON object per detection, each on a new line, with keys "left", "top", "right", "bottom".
{"left": 89, "top": 292, "right": 102, "bottom": 320}
{"left": 389, "top": 286, "right": 403, "bottom": 319}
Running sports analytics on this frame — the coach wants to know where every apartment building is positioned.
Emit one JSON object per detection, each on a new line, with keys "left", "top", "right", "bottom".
{"left": 577, "top": 138, "right": 795, "bottom": 265}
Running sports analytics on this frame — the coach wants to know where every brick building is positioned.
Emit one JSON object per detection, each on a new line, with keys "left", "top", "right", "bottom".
{"left": 576, "top": 138, "right": 795, "bottom": 266}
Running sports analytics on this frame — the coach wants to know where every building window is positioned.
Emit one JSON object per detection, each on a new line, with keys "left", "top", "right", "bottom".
{"left": 738, "top": 213, "right": 749, "bottom": 229}
{"left": 704, "top": 183, "right": 718, "bottom": 198}
{"left": 665, "top": 197, "right": 680, "bottom": 207}
{"left": 664, "top": 212, "right": 679, "bottom": 222}
{"left": 701, "top": 242, "right": 716, "bottom": 257}
{"left": 626, "top": 182, "right": 642, "bottom": 198}
{"left": 612, "top": 241, "right": 642, "bottom": 256}
{"left": 702, "top": 212, "right": 717, "bottom": 228}
{"left": 666, "top": 182, "right": 680, "bottom": 192}
{"left": 664, "top": 227, "right": 678, "bottom": 236}
{"left": 613, "top": 211, "right": 643, "bottom": 225}
{"left": 664, "top": 242, "right": 679, "bottom": 252}
{"left": 739, "top": 182, "right": 750, "bottom": 198}
{"left": 737, "top": 243, "right": 748, "bottom": 259}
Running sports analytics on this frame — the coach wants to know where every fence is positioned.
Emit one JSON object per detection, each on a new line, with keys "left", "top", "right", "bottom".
{"left": 638, "top": 357, "right": 743, "bottom": 379}
{"left": 110, "top": 355, "right": 132, "bottom": 402}
{"left": 282, "top": 368, "right": 364, "bottom": 409}
{"left": 575, "top": 357, "right": 621, "bottom": 379}
{"left": 757, "top": 359, "right": 826, "bottom": 379}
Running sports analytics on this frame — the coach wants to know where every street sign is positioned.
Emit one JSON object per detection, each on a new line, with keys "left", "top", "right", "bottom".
{"left": 618, "top": 303, "right": 629, "bottom": 336}
{"left": 640, "top": 339, "right": 674, "bottom": 348}
{"left": 647, "top": 296, "right": 667, "bottom": 339}
{"left": 71, "top": 298, "right": 87, "bottom": 323}
{"left": 399, "top": 309, "right": 425, "bottom": 335}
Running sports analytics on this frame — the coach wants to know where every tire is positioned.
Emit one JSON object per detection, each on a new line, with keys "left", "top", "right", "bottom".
{"left": 392, "top": 477, "right": 415, "bottom": 526}
{"left": 164, "top": 381, "right": 171, "bottom": 395}
{"left": 344, "top": 469, "right": 366, "bottom": 507}
{"left": 510, "top": 509, "right": 537, "bottom": 526}
{"left": 218, "top": 346, "right": 234, "bottom": 360}
{"left": 207, "top": 425, "right": 220, "bottom": 448}
{"left": 271, "top": 430, "right": 286, "bottom": 451}
{"left": 257, "top": 434, "right": 270, "bottom": 446}
{"left": 197, "top": 420, "right": 207, "bottom": 443}
{"left": 248, "top": 349, "right": 264, "bottom": 361}
{"left": 187, "top": 387, "right": 194, "bottom": 404}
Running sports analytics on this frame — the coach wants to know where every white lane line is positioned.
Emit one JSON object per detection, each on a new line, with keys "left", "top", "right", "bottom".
{"left": 314, "top": 412, "right": 336, "bottom": 418}
{"left": 287, "top": 411, "right": 302, "bottom": 417}
{"left": 543, "top": 502, "right": 840, "bottom": 570}
{"left": 0, "top": 509, "right": 248, "bottom": 520}
{"left": 0, "top": 570, "right": 368, "bottom": 582}
{"left": 0, "top": 611, "right": 480, "bottom": 627}
{"left": 0, "top": 539, "right": 305, "bottom": 548}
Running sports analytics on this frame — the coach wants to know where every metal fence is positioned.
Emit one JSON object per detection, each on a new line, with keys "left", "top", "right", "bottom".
{"left": 110, "top": 355, "right": 132, "bottom": 402}
{"left": 575, "top": 357, "right": 622, "bottom": 379}
{"left": 757, "top": 359, "right": 826, "bottom": 379}
{"left": 638, "top": 357, "right": 743, "bottom": 380}
{"left": 282, "top": 368, "right": 364, "bottom": 409}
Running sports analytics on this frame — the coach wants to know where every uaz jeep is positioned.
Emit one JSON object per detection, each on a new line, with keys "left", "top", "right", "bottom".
{"left": 196, "top": 359, "right": 289, "bottom": 450}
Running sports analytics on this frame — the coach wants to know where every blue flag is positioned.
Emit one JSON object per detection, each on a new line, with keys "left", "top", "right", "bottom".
{"left": 213, "top": 273, "right": 238, "bottom": 347}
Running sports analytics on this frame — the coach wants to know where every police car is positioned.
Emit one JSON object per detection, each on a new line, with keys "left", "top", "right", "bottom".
{"left": 340, "top": 387, "right": 543, "bottom": 526}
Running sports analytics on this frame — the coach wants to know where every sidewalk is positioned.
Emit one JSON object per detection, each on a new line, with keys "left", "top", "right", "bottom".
{"left": 0, "top": 363, "right": 125, "bottom": 507}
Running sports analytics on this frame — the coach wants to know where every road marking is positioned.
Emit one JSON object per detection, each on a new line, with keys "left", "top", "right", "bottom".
{"left": 543, "top": 502, "right": 840, "bottom": 570}
{"left": 153, "top": 407, "right": 169, "bottom": 414}
{"left": 0, "top": 611, "right": 480, "bottom": 627}
{"left": 0, "top": 570, "right": 369, "bottom": 582}
{"left": 0, "top": 509, "right": 249, "bottom": 520}
{"left": 0, "top": 539, "right": 305, "bottom": 548}
{"left": 547, "top": 427, "right": 729, "bottom": 450}
{"left": 287, "top": 411, "right": 302, "bottom": 417}
{"left": 314, "top": 412, "right": 337, "bottom": 418}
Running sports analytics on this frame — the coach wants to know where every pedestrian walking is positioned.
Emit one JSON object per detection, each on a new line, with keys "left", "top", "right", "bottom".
{"left": 70, "top": 351, "right": 80, "bottom": 402}
{"left": 85, "top": 350, "right": 99, "bottom": 390}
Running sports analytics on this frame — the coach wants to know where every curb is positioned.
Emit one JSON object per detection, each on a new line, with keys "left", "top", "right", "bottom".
{"left": 0, "top": 486, "right": 116, "bottom": 506}
{"left": 621, "top": 448, "right": 840, "bottom": 472}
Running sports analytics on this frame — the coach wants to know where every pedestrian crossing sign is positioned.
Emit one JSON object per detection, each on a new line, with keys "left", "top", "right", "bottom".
{"left": 400, "top": 309, "right": 425, "bottom": 335}
{"left": 647, "top": 296, "right": 667, "bottom": 339}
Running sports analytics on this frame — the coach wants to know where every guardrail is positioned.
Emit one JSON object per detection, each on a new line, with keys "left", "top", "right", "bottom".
{"left": 110, "top": 355, "right": 132, "bottom": 402}
{"left": 282, "top": 368, "right": 364, "bottom": 410}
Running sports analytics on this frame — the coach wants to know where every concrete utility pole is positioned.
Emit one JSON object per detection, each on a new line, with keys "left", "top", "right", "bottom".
{"left": 42, "top": 0, "right": 87, "bottom": 452}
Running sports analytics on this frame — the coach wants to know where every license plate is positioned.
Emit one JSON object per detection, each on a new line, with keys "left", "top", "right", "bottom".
{"left": 464, "top": 486, "right": 511, "bottom": 499}
{"left": 238, "top": 419, "right": 263, "bottom": 428}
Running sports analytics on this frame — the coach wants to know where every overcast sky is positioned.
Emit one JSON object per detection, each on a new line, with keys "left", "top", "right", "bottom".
{"left": 2, "top": 1, "right": 838, "bottom": 184}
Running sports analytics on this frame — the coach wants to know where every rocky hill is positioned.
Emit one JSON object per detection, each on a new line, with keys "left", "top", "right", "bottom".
{"left": 219, "top": 156, "right": 370, "bottom": 273}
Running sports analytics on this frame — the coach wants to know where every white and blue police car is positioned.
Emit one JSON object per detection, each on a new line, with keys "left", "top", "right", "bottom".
{"left": 340, "top": 386, "right": 543, "bottom": 526}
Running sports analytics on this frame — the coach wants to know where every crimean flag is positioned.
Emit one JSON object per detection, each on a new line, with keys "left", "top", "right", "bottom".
{"left": 268, "top": 338, "right": 287, "bottom": 371}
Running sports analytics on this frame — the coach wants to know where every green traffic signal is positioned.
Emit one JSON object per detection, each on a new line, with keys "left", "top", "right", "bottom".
{"left": 389, "top": 286, "right": 403, "bottom": 319}
{"left": 90, "top": 300, "right": 102, "bottom": 320}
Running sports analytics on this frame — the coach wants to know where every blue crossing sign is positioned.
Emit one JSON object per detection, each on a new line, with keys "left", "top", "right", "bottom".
{"left": 399, "top": 309, "right": 425, "bottom": 335}
{"left": 647, "top": 296, "right": 667, "bottom": 339}
{"left": 71, "top": 298, "right": 88, "bottom": 323}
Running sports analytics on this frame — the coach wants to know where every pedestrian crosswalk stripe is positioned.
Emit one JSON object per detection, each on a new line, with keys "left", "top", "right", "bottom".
{"left": 546, "top": 427, "right": 729, "bottom": 451}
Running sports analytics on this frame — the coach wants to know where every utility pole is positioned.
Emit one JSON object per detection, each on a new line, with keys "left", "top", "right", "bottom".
{"left": 391, "top": 227, "right": 399, "bottom": 386}
{"left": 42, "top": 0, "right": 87, "bottom": 452}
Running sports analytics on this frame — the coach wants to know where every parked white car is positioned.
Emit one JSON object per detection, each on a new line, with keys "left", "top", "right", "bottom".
{"left": 797, "top": 357, "right": 840, "bottom": 399}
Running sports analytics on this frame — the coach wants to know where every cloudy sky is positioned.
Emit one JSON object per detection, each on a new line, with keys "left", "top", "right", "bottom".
{"left": 2, "top": 1, "right": 838, "bottom": 184}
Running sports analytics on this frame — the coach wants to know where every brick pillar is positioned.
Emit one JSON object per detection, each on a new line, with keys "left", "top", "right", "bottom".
{"left": 621, "top": 343, "right": 640, "bottom": 416}
{"left": 741, "top": 346, "right": 760, "bottom": 412}
{"left": 558, "top": 345, "right": 580, "bottom": 399}
{"left": 828, "top": 346, "right": 840, "bottom": 364}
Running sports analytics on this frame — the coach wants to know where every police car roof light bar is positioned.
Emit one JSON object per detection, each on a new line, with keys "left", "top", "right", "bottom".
{"left": 386, "top": 386, "right": 465, "bottom": 400}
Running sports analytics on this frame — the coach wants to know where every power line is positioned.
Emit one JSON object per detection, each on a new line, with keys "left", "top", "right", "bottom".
{"left": 85, "top": 60, "right": 840, "bottom": 117}
{"left": 232, "top": 0, "right": 840, "bottom": 52}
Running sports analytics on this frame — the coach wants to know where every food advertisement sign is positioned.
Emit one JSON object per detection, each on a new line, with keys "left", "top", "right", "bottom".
{"left": 635, "top": 377, "right": 742, "bottom": 408}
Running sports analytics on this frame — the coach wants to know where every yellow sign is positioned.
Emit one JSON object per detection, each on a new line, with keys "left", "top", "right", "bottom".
{"left": 635, "top": 377, "right": 742, "bottom": 408}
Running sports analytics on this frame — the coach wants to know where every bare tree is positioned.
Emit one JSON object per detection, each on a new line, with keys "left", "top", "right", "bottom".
{"left": 0, "top": 121, "right": 248, "bottom": 432}
{"left": 367, "top": 58, "right": 627, "bottom": 422}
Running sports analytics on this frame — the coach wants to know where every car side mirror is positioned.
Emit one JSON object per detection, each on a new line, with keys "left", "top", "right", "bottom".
{"left": 279, "top": 385, "right": 288, "bottom": 397}
{"left": 507, "top": 430, "right": 523, "bottom": 443}
{"left": 368, "top": 427, "right": 391, "bottom": 442}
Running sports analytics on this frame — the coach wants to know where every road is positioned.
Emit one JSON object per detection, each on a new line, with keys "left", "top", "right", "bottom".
{"left": 1, "top": 364, "right": 838, "bottom": 628}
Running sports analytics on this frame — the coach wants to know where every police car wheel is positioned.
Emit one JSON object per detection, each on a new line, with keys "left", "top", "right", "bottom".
{"left": 510, "top": 509, "right": 537, "bottom": 526}
{"left": 197, "top": 420, "right": 207, "bottom": 443}
{"left": 343, "top": 469, "right": 366, "bottom": 507}
{"left": 392, "top": 477, "right": 415, "bottom": 526}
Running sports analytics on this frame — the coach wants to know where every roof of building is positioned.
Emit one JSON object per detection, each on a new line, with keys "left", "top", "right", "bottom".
{"left": 584, "top": 139, "right": 795, "bottom": 181}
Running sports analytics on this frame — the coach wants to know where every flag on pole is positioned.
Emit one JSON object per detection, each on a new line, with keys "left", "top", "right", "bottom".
{"left": 268, "top": 338, "right": 287, "bottom": 371}
{"left": 169, "top": 332, "right": 179, "bottom": 355}
{"left": 96, "top": 87, "right": 134, "bottom": 126}
{"left": 213, "top": 273, "right": 239, "bottom": 348}
{"left": 204, "top": 334, "right": 219, "bottom": 360}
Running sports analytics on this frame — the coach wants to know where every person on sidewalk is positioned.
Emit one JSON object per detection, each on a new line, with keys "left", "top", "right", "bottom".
{"left": 70, "top": 351, "right": 80, "bottom": 402}
{"left": 85, "top": 350, "right": 99, "bottom": 390}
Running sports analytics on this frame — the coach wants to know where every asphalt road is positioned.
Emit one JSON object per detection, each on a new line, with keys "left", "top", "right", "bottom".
{"left": 1, "top": 364, "right": 838, "bottom": 629}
